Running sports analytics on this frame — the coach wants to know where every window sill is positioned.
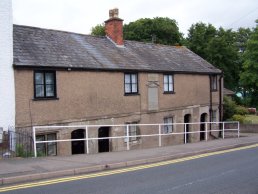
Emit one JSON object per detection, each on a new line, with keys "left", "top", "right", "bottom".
{"left": 163, "top": 91, "right": 175, "bottom": 94}
{"left": 124, "top": 93, "right": 140, "bottom": 96}
{"left": 33, "top": 97, "right": 59, "bottom": 101}
{"left": 124, "top": 140, "right": 140, "bottom": 144}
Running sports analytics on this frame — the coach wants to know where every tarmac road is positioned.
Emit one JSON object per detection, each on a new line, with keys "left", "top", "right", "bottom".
{"left": 1, "top": 145, "right": 258, "bottom": 194}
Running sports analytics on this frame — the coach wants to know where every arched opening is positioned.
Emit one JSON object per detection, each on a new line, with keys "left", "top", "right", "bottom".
{"left": 200, "top": 113, "right": 208, "bottom": 141}
{"left": 98, "top": 127, "right": 110, "bottom": 153}
{"left": 184, "top": 114, "right": 191, "bottom": 143}
{"left": 71, "top": 129, "right": 85, "bottom": 155}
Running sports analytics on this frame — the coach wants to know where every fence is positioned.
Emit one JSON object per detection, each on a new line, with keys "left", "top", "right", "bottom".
{"left": 0, "top": 128, "right": 33, "bottom": 158}
{"left": 33, "top": 121, "right": 239, "bottom": 157}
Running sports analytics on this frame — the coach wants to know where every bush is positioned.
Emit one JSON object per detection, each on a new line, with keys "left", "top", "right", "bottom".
{"left": 16, "top": 144, "right": 33, "bottom": 158}
{"left": 232, "top": 114, "right": 245, "bottom": 123}
{"left": 223, "top": 96, "right": 237, "bottom": 120}
{"left": 235, "top": 106, "right": 248, "bottom": 115}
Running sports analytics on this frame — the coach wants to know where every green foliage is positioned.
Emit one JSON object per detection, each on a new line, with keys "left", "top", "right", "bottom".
{"left": 232, "top": 114, "right": 245, "bottom": 123}
{"left": 240, "top": 20, "right": 258, "bottom": 108}
{"left": 223, "top": 96, "right": 237, "bottom": 120}
{"left": 37, "top": 151, "right": 46, "bottom": 157}
{"left": 91, "top": 23, "right": 105, "bottom": 36}
{"left": 235, "top": 106, "right": 248, "bottom": 115}
{"left": 124, "top": 17, "right": 183, "bottom": 45}
{"left": 186, "top": 23, "right": 216, "bottom": 59}
{"left": 186, "top": 23, "right": 241, "bottom": 90}
{"left": 236, "top": 27, "right": 252, "bottom": 54}
{"left": 244, "top": 115, "right": 258, "bottom": 124}
{"left": 16, "top": 144, "right": 33, "bottom": 158}
{"left": 223, "top": 96, "right": 248, "bottom": 121}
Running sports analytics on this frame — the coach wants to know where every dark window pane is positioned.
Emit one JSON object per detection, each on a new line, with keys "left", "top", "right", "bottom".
{"left": 125, "top": 74, "right": 131, "bottom": 84}
{"left": 36, "top": 135, "right": 46, "bottom": 156}
{"left": 46, "top": 85, "right": 55, "bottom": 97}
{"left": 47, "top": 134, "right": 57, "bottom": 156}
{"left": 132, "top": 83, "right": 137, "bottom": 93}
{"left": 125, "top": 83, "right": 131, "bottom": 93}
{"left": 45, "top": 73, "right": 54, "bottom": 84}
{"left": 35, "top": 73, "right": 44, "bottom": 84}
{"left": 36, "top": 85, "right": 44, "bottom": 97}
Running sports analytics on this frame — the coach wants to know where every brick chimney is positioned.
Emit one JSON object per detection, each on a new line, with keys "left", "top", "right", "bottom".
{"left": 105, "top": 8, "right": 124, "bottom": 46}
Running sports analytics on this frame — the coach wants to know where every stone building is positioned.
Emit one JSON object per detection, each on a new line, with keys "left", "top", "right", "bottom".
{"left": 1, "top": 5, "right": 223, "bottom": 156}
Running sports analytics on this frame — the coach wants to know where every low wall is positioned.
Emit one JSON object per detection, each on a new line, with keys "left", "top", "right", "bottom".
{"left": 240, "top": 124, "right": 258, "bottom": 133}
{"left": 225, "top": 123, "right": 258, "bottom": 133}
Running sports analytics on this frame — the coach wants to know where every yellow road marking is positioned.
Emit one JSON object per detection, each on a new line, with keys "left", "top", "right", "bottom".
{"left": 0, "top": 143, "right": 258, "bottom": 193}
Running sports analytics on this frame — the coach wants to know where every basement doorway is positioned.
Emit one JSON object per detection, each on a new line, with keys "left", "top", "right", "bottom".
{"left": 71, "top": 129, "right": 85, "bottom": 155}
{"left": 98, "top": 127, "right": 110, "bottom": 153}
{"left": 184, "top": 114, "right": 191, "bottom": 143}
{"left": 200, "top": 113, "right": 208, "bottom": 141}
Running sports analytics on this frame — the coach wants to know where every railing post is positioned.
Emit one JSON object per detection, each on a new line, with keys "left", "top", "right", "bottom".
{"left": 205, "top": 122, "right": 208, "bottom": 141}
{"left": 222, "top": 122, "right": 225, "bottom": 139}
{"left": 237, "top": 121, "right": 240, "bottom": 138}
{"left": 158, "top": 124, "right": 161, "bottom": 147}
{"left": 184, "top": 124, "right": 187, "bottom": 144}
{"left": 86, "top": 126, "right": 89, "bottom": 154}
{"left": 126, "top": 125, "right": 130, "bottom": 150}
{"left": 32, "top": 126, "right": 37, "bottom": 158}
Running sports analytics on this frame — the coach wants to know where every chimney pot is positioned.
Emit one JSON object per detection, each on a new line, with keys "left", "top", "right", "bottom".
{"left": 109, "top": 8, "right": 119, "bottom": 18}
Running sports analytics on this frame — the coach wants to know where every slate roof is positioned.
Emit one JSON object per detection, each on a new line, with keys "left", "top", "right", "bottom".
{"left": 13, "top": 25, "right": 221, "bottom": 74}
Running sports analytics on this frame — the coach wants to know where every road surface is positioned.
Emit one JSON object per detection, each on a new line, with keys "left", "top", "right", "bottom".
{"left": 1, "top": 145, "right": 258, "bottom": 194}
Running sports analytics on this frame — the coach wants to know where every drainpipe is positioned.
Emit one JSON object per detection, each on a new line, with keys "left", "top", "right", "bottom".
{"left": 219, "top": 73, "right": 224, "bottom": 137}
{"left": 209, "top": 75, "right": 212, "bottom": 133}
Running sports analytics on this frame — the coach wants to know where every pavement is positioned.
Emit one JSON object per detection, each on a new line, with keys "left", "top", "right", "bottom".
{"left": 1, "top": 133, "right": 258, "bottom": 186}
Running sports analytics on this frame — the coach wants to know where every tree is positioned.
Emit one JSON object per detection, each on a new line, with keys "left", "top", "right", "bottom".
{"left": 123, "top": 17, "right": 183, "bottom": 45}
{"left": 186, "top": 23, "right": 216, "bottom": 59}
{"left": 206, "top": 28, "right": 240, "bottom": 90}
{"left": 236, "top": 27, "right": 252, "bottom": 53}
{"left": 91, "top": 24, "right": 105, "bottom": 36}
{"left": 186, "top": 23, "right": 240, "bottom": 90}
{"left": 240, "top": 20, "right": 258, "bottom": 108}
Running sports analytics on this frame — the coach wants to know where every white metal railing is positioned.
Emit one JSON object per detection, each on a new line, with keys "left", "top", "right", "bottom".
{"left": 32, "top": 121, "right": 239, "bottom": 157}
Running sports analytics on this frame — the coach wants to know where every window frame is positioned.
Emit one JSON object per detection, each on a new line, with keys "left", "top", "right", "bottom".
{"left": 163, "top": 117, "right": 174, "bottom": 134}
{"left": 36, "top": 133, "right": 57, "bottom": 156}
{"left": 211, "top": 75, "right": 217, "bottom": 91}
{"left": 34, "top": 70, "right": 57, "bottom": 99}
{"left": 124, "top": 122, "right": 139, "bottom": 142}
{"left": 124, "top": 73, "right": 139, "bottom": 95}
{"left": 163, "top": 74, "right": 174, "bottom": 94}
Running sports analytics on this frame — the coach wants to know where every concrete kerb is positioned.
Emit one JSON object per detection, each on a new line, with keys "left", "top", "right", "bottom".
{"left": 1, "top": 141, "right": 258, "bottom": 186}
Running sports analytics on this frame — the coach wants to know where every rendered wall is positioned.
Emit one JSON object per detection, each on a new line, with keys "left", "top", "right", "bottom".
{"left": 0, "top": 0, "right": 15, "bottom": 131}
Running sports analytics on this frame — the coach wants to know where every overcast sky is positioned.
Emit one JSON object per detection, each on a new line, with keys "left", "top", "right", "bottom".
{"left": 13, "top": 0, "right": 258, "bottom": 36}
